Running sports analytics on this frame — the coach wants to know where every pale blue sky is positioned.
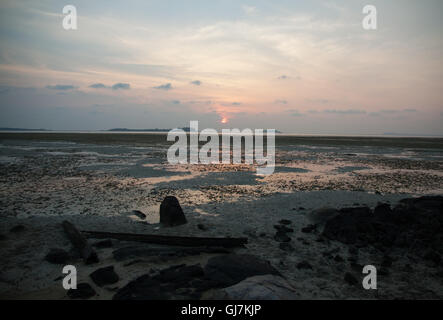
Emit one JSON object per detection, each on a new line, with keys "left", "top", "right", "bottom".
{"left": 0, "top": 0, "right": 442, "bottom": 134}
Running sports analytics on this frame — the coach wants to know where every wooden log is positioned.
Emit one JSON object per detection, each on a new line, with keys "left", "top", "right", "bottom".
{"left": 82, "top": 230, "right": 248, "bottom": 248}
{"left": 62, "top": 221, "right": 99, "bottom": 264}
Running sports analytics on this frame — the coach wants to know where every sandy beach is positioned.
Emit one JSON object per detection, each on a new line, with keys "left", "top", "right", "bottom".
{"left": 1, "top": 133, "right": 442, "bottom": 299}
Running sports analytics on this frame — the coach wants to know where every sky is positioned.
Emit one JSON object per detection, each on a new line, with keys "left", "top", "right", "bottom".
{"left": 0, "top": 0, "right": 442, "bottom": 135}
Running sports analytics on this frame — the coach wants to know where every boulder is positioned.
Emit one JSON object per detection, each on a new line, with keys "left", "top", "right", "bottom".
{"left": 90, "top": 266, "right": 119, "bottom": 287}
{"left": 344, "top": 272, "right": 359, "bottom": 286}
{"left": 113, "top": 264, "right": 204, "bottom": 300}
{"left": 45, "top": 248, "right": 70, "bottom": 264}
{"left": 160, "top": 196, "right": 187, "bottom": 227}
{"left": 215, "top": 275, "right": 298, "bottom": 300}
{"left": 307, "top": 207, "right": 339, "bottom": 226}
{"left": 204, "top": 254, "right": 280, "bottom": 288}
{"left": 67, "top": 283, "right": 96, "bottom": 299}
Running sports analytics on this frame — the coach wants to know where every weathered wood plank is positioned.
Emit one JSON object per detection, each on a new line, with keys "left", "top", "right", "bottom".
{"left": 82, "top": 230, "right": 248, "bottom": 248}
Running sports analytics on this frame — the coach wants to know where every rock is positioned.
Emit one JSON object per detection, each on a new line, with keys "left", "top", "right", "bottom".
{"left": 424, "top": 250, "right": 441, "bottom": 265}
{"left": 197, "top": 223, "right": 208, "bottom": 231}
{"left": 322, "top": 196, "right": 443, "bottom": 255}
{"left": 154, "top": 264, "right": 204, "bottom": 289}
{"left": 0, "top": 234, "right": 6, "bottom": 241}
{"left": 279, "top": 242, "right": 294, "bottom": 252}
{"left": 131, "top": 210, "right": 146, "bottom": 219}
{"left": 381, "top": 255, "right": 393, "bottom": 268}
{"left": 374, "top": 203, "right": 392, "bottom": 216}
{"left": 307, "top": 207, "right": 340, "bottom": 225}
{"left": 113, "top": 264, "right": 204, "bottom": 300}
{"left": 301, "top": 224, "right": 317, "bottom": 233}
{"left": 159, "top": 196, "right": 187, "bottom": 227}
{"left": 113, "top": 274, "right": 170, "bottom": 300}
{"left": 93, "top": 239, "right": 113, "bottom": 248}
{"left": 90, "top": 266, "right": 119, "bottom": 287}
{"left": 45, "top": 248, "right": 70, "bottom": 264}
{"left": 204, "top": 254, "right": 280, "bottom": 288}
{"left": 344, "top": 272, "right": 359, "bottom": 286}
{"left": 67, "top": 283, "right": 96, "bottom": 299}
{"left": 215, "top": 275, "right": 298, "bottom": 300}
{"left": 296, "top": 261, "right": 312, "bottom": 270}
{"left": 274, "top": 231, "right": 291, "bottom": 242}
{"left": 9, "top": 225, "right": 25, "bottom": 233}
{"left": 274, "top": 225, "right": 294, "bottom": 233}
{"left": 279, "top": 219, "right": 292, "bottom": 225}
{"left": 334, "top": 255, "right": 344, "bottom": 262}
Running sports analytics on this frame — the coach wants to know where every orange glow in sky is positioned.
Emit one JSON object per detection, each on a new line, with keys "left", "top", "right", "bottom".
{"left": 221, "top": 117, "right": 228, "bottom": 124}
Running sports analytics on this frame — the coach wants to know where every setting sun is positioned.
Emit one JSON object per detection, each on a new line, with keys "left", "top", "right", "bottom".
{"left": 221, "top": 117, "right": 228, "bottom": 124}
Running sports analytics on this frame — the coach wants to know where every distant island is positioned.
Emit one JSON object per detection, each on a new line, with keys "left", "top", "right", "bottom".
{"left": 107, "top": 128, "right": 173, "bottom": 132}
{"left": 0, "top": 127, "right": 50, "bottom": 131}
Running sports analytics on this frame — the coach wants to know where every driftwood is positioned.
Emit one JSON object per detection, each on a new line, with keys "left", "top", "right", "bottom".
{"left": 82, "top": 230, "right": 248, "bottom": 248}
{"left": 62, "top": 221, "right": 99, "bottom": 264}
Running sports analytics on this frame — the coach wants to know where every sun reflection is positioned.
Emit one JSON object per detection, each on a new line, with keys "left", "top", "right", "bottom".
{"left": 221, "top": 117, "right": 228, "bottom": 124}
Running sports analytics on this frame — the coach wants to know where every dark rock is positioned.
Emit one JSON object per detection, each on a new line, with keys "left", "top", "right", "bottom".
{"left": 45, "top": 248, "right": 70, "bottom": 264}
{"left": 350, "top": 262, "right": 363, "bottom": 272}
{"left": 113, "top": 264, "right": 205, "bottom": 300}
{"left": 159, "top": 196, "right": 187, "bottom": 227}
{"left": 93, "top": 239, "right": 113, "bottom": 248}
{"left": 348, "top": 247, "right": 359, "bottom": 255}
{"left": 67, "top": 283, "right": 96, "bottom": 299}
{"left": 279, "top": 242, "right": 294, "bottom": 252}
{"left": 301, "top": 224, "right": 317, "bottom": 233}
{"left": 344, "top": 272, "right": 359, "bottom": 286}
{"left": 279, "top": 219, "right": 292, "bottom": 225}
{"left": 296, "top": 261, "right": 313, "bottom": 270}
{"left": 424, "top": 250, "right": 441, "bottom": 265}
{"left": 204, "top": 254, "right": 280, "bottom": 288}
{"left": 322, "top": 196, "right": 443, "bottom": 256}
{"left": 381, "top": 255, "right": 393, "bottom": 268}
{"left": 10, "top": 225, "right": 25, "bottom": 233}
{"left": 379, "top": 268, "right": 390, "bottom": 276}
{"left": 299, "top": 207, "right": 306, "bottom": 210}
{"left": 113, "top": 274, "right": 170, "bottom": 300}
{"left": 274, "top": 231, "right": 291, "bottom": 242}
{"left": 90, "top": 266, "right": 119, "bottom": 287}
{"left": 131, "top": 210, "right": 146, "bottom": 219}
{"left": 0, "top": 234, "right": 6, "bottom": 241}
{"left": 334, "top": 255, "right": 344, "bottom": 262}
{"left": 154, "top": 264, "right": 204, "bottom": 289}
{"left": 274, "top": 225, "right": 294, "bottom": 233}
{"left": 197, "top": 223, "right": 208, "bottom": 231}
{"left": 374, "top": 203, "right": 392, "bottom": 216}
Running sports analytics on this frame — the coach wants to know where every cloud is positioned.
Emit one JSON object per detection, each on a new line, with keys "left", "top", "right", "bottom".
{"left": 112, "top": 83, "right": 130, "bottom": 90}
{"left": 153, "top": 83, "right": 172, "bottom": 90}
{"left": 89, "top": 83, "right": 107, "bottom": 89}
{"left": 323, "top": 109, "right": 366, "bottom": 115}
{"left": 242, "top": 5, "right": 257, "bottom": 15}
{"left": 46, "top": 85, "right": 76, "bottom": 90}
{"left": 404, "top": 108, "right": 417, "bottom": 112}
{"left": 277, "top": 75, "right": 288, "bottom": 80}
{"left": 190, "top": 80, "right": 201, "bottom": 86}
{"left": 286, "top": 109, "right": 303, "bottom": 117}
{"left": 274, "top": 99, "right": 287, "bottom": 104}
{"left": 381, "top": 109, "right": 398, "bottom": 114}
{"left": 89, "top": 83, "right": 131, "bottom": 90}
{"left": 171, "top": 100, "right": 180, "bottom": 104}
{"left": 231, "top": 102, "right": 241, "bottom": 106}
